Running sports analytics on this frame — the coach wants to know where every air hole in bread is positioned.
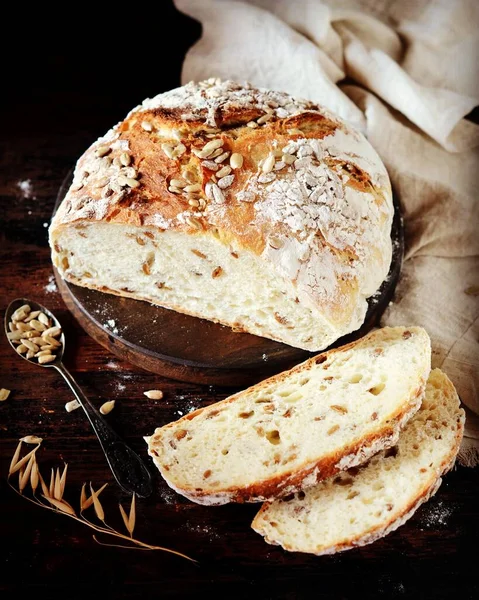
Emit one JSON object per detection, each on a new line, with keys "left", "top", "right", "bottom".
{"left": 203, "top": 470, "right": 212, "bottom": 479}
{"left": 368, "top": 382, "right": 385, "bottom": 396}
{"left": 334, "top": 476, "right": 353, "bottom": 486}
{"left": 238, "top": 410, "right": 254, "bottom": 419}
{"left": 297, "top": 491, "right": 305, "bottom": 500}
{"left": 384, "top": 446, "right": 398, "bottom": 459}
{"left": 299, "top": 377, "right": 310, "bottom": 386}
{"left": 315, "top": 355, "right": 327, "bottom": 365}
{"left": 349, "top": 373, "right": 363, "bottom": 384}
{"left": 62, "top": 257, "right": 70, "bottom": 270}
{"left": 372, "top": 482, "right": 384, "bottom": 491}
{"left": 221, "top": 449, "right": 229, "bottom": 455}
{"left": 347, "top": 490, "right": 360, "bottom": 500}
{"left": 266, "top": 430, "right": 281, "bottom": 445}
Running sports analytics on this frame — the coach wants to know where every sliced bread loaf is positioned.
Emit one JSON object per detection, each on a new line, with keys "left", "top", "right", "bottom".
{"left": 251, "top": 369, "right": 465, "bottom": 555}
{"left": 146, "top": 326, "right": 431, "bottom": 505}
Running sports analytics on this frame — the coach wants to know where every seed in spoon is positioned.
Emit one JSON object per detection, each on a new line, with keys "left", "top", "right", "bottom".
{"left": 29, "top": 320, "right": 47, "bottom": 332}
{"left": 38, "top": 354, "right": 56, "bottom": 364}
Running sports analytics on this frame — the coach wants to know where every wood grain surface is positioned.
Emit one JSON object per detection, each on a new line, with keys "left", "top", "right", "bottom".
{"left": 0, "top": 4, "right": 478, "bottom": 600}
{"left": 53, "top": 171, "right": 404, "bottom": 386}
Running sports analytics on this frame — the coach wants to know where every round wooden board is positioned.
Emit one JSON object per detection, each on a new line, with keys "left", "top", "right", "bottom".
{"left": 54, "top": 171, "right": 404, "bottom": 386}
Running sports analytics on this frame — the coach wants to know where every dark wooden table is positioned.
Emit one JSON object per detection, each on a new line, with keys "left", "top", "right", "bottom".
{"left": 1, "top": 5, "right": 478, "bottom": 599}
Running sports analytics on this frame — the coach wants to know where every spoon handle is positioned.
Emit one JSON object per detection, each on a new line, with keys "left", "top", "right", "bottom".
{"left": 55, "top": 362, "right": 152, "bottom": 498}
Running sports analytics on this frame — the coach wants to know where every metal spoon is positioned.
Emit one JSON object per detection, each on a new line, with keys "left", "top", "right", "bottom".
{"left": 5, "top": 298, "right": 152, "bottom": 498}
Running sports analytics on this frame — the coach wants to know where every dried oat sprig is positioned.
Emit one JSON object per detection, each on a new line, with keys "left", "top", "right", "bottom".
{"left": 7, "top": 438, "right": 195, "bottom": 562}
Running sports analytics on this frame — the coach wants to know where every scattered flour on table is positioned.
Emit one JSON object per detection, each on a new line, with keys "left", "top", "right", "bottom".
{"left": 158, "top": 485, "right": 177, "bottom": 504}
{"left": 183, "top": 521, "right": 220, "bottom": 540}
{"left": 44, "top": 274, "right": 58, "bottom": 294}
{"left": 418, "top": 499, "right": 455, "bottom": 529}
{"left": 17, "top": 179, "right": 35, "bottom": 199}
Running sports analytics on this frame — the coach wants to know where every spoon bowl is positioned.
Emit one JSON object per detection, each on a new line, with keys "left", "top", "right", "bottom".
{"left": 5, "top": 298, "right": 66, "bottom": 365}
{"left": 5, "top": 297, "right": 152, "bottom": 498}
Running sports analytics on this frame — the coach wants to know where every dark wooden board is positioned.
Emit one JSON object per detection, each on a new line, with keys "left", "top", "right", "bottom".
{"left": 54, "top": 171, "right": 404, "bottom": 386}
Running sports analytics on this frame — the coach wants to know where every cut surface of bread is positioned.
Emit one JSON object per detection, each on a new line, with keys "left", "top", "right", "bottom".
{"left": 146, "top": 326, "right": 431, "bottom": 505}
{"left": 49, "top": 79, "right": 393, "bottom": 351}
{"left": 251, "top": 369, "right": 465, "bottom": 555}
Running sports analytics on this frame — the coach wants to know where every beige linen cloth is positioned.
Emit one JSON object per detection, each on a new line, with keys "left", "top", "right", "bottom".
{"left": 175, "top": 0, "right": 479, "bottom": 465}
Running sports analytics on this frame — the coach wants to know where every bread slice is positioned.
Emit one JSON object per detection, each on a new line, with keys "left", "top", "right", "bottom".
{"left": 145, "top": 326, "right": 431, "bottom": 505}
{"left": 251, "top": 369, "right": 465, "bottom": 555}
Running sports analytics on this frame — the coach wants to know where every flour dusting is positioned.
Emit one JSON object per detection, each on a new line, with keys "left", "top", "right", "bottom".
{"left": 44, "top": 274, "right": 58, "bottom": 294}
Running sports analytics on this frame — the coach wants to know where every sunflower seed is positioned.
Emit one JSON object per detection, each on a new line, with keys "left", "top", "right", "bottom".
{"left": 201, "top": 160, "right": 219, "bottom": 171}
{"left": 230, "top": 153, "right": 243, "bottom": 169}
{"left": 38, "top": 313, "right": 50, "bottom": 326}
{"left": 23, "top": 340, "right": 39, "bottom": 353}
{"left": 0, "top": 389, "right": 11, "bottom": 401}
{"left": 261, "top": 155, "right": 275, "bottom": 173}
{"left": 257, "top": 113, "right": 274, "bottom": 124}
{"left": 42, "top": 326, "right": 61, "bottom": 338}
{"left": 170, "top": 179, "right": 187, "bottom": 188}
{"left": 200, "top": 138, "right": 224, "bottom": 157}
{"left": 246, "top": 121, "right": 258, "bottom": 128}
{"left": 214, "top": 151, "right": 230, "bottom": 164}
{"left": 38, "top": 354, "right": 56, "bottom": 364}
{"left": 16, "top": 344, "right": 28, "bottom": 354}
{"left": 16, "top": 322, "right": 32, "bottom": 332}
{"left": 211, "top": 183, "right": 225, "bottom": 204}
{"left": 24, "top": 310, "right": 40, "bottom": 322}
{"left": 124, "top": 177, "right": 140, "bottom": 188}
{"left": 8, "top": 322, "right": 17, "bottom": 332}
{"left": 29, "top": 319, "right": 47, "bottom": 332}
{"left": 141, "top": 121, "right": 152, "bottom": 131}
{"left": 95, "top": 177, "right": 110, "bottom": 188}
{"left": 120, "top": 152, "right": 131, "bottom": 166}
{"left": 100, "top": 400, "right": 115, "bottom": 415}
{"left": 35, "top": 349, "right": 53, "bottom": 358}
{"left": 26, "top": 350, "right": 35, "bottom": 359}
{"left": 188, "top": 198, "right": 200, "bottom": 207}
{"left": 208, "top": 148, "right": 224, "bottom": 159}
{"left": 161, "top": 143, "right": 176, "bottom": 159}
{"left": 168, "top": 186, "right": 182, "bottom": 194}
{"left": 96, "top": 145, "right": 111, "bottom": 157}
{"left": 184, "top": 184, "right": 202, "bottom": 193}
{"left": 218, "top": 175, "right": 235, "bottom": 189}
{"left": 42, "top": 335, "right": 61, "bottom": 348}
{"left": 216, "top": 165, "right": 232, "bottom": 178}
{"left": 274, "top": 161, "right": 286, "bottom": 170}
{"left": 144, "top": 390, "right": 164, "bottom": 400}
{"left": 65, "top": 399, "right": 81, "bottom": 412}
{"left": 205, "top": 182, "right": 214, "bottom": 200}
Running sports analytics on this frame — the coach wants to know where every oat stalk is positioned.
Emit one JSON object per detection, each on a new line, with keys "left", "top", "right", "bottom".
{"left": 7, "top": 438, "right": 195, "bottom": 562}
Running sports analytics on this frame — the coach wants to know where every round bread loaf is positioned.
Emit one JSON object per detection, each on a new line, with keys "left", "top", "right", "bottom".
{"left": 49, "top": 79, "right": 393, "bottom": 351}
